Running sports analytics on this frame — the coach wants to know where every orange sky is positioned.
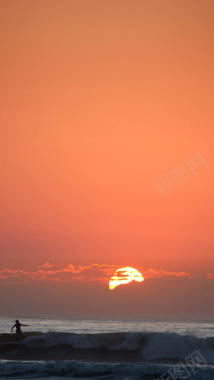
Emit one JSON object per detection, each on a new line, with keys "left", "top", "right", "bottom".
{"left": 0, "top": 0, "right": 214, "bottom": 316}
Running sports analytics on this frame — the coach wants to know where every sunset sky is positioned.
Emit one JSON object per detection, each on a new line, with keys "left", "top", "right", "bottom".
{"left": 0, "top": 0, "right": 214, "bottom": 317}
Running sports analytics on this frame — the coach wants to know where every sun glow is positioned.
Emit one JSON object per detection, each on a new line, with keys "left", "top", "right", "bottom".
{"left": 109, "top": 267, "right": 144, "bottom": 290}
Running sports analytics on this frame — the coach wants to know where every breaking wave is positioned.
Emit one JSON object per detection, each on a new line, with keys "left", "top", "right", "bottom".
{"left": 21, "top": 331, "right": 214, "bottom": 363}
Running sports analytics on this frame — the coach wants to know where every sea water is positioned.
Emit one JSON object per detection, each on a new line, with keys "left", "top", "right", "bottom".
{"left": 0, "top": 315, "right": 214, "bottom": 379}
{"left": 1, "top": 315, "right": 214, "bottom": 336}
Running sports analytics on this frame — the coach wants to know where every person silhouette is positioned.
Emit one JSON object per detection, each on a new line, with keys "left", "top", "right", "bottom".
{"left": 11, "top": 320, "right": 28, "bottom": 341}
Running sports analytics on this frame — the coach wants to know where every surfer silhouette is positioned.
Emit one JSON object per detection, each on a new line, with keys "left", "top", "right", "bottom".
{"left": 11, "top": 320, "right": 28, "bottom": 341}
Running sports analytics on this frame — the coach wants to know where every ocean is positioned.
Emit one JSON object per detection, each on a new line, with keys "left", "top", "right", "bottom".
{"left": 0, "top": 315, "right": 214, "bottom": 379}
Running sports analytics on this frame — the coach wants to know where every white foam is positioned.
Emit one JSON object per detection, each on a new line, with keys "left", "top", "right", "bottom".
{"left": 0, "top": 360, "right": 213, "bottom": 379}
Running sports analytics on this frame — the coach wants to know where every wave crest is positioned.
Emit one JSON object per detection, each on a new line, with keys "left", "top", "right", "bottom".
{"left": 22, "top": 331, "right": 214, "bottom": 363}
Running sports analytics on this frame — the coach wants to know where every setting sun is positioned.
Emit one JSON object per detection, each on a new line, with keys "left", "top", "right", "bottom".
{"left": 109, "top": 267, "right": 144, "bottom": 290}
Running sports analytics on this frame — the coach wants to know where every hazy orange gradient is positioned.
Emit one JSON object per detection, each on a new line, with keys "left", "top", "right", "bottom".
{"left": 0, "top": 0, "right": 214, "bottom": 316}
